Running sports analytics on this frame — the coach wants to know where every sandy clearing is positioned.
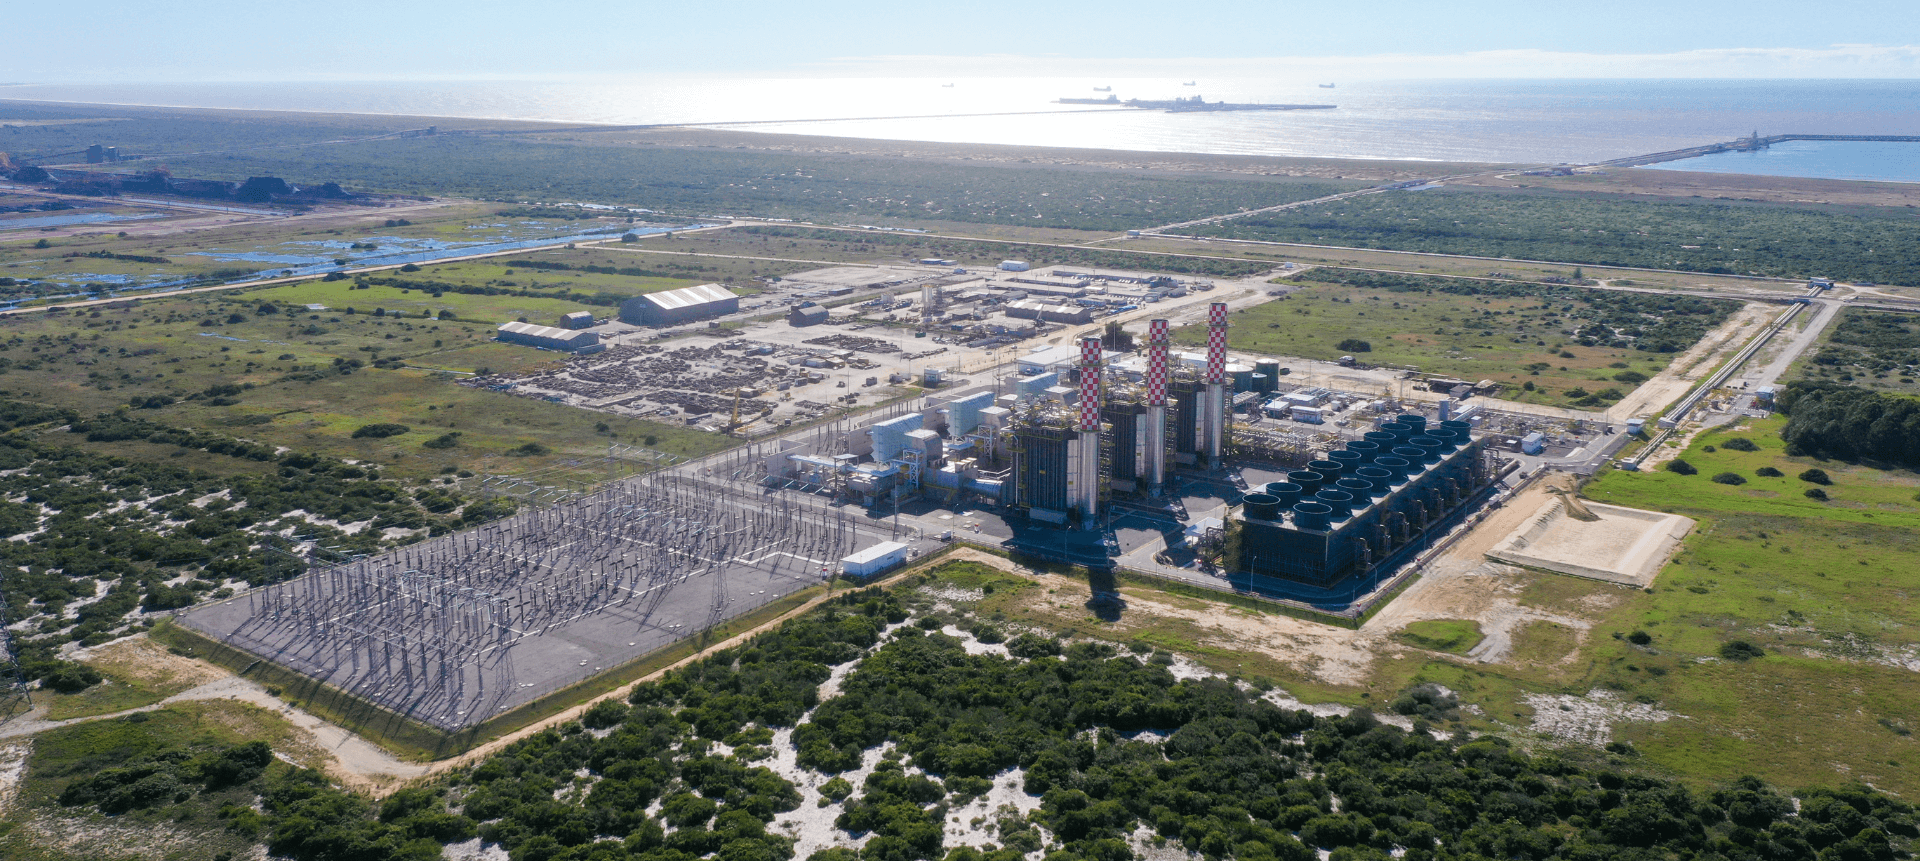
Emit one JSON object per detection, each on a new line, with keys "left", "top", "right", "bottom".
{"left": 0, "top": 741, "right": 29, "bottom": 817}
{"left": 1521, "top": 689, "right": 1679, "bottom": 747}
{"left": 1606, "top": 302, "right": 1777, "bottom": 422}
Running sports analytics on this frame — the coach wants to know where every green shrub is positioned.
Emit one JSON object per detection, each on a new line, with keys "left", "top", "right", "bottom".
{"left": 1798, "top": 468, "right": 1831, "bottom": 484}
{"left": 1805, "top": 487, "right": 1829, "bottom": 501}
{"left": 1335, "top": 338, "right": 1371, "bottom": 353}
{"left": 1721, "top": 437, "right": 1759, "bottom": 452}
{"left": 350, "top": 423, "right": 411, "bottom": 439}
{"left": 1006, "top": 633, "right": 1062, "bottom": 659}
{"left": 1720, "top": 640, "right": 1766, "bottom": 661}
{"left": 1666, "top": 459, "right": 1697, "bottom": 476}
{"left": 43, "top": 662, "right": 102, "bottom": 693}
{"left": 1755, "top": 466, "right": 1783, "bottom": 477}
{"left": 1711, "top": 472, "right": 1747, "bottom": 485}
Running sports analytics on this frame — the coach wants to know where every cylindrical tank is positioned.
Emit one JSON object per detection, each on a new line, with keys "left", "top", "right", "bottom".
{"left": 1409, "top": 436, "right": 1443, "bottom": 464}
{"left": 1289, "top": 470, "right": 1325, "bottom": 494}
{"left": 1315, "top": 489, "right": 1354, "bottom": 519}
{"left": 1308, "top": 459, "right": 1344, "bottom": 478}
{"left": 1398, "top": 414, "right": 1428, "bottom": 433}
{"left": 1392, "top": 446, "right": 1429, "bottom": 468}
{"left": 1379, "top": 421, "right": 1412, "bottom": 443}
{"left": 1441, "top": 419, "right": 1472, "bottom": 439}
{"left": 1373, "top": 456, "right": 1412, "bottom": 479}
{"left": 1363, "top": 431, "right": 1397, "bottom": 448}
{"left": 1336, "top": 477, "right": 1375, "bottom": 502}
{"left": 1266, "top": 482, "right": 1302, "bottom": 506}
{"left": 1292, "top": 502, "right": 1332, "bottom": 531}
{"left": 1426, "top": 428, "right": 1461, "bottom": 452}
{"left": 1356, "top": 465, "right": 1396, "bottom": 492}
{"left": 1346, "top": 440, "right": 1382, "bottom": 462}
{"left": 1327, "top": 450, "right": 1363, "bottom": 473}
{"left": 1249, "top": 373, "right": 1269, "bottom": 393}
{"left": 1256, "top": 360, "right": 1281, "bottom": 381}
{"left": 1243, "top": 492, "right": 1281, "bottom": 521}
{"left": 1232, "top": 369, "right": 1254, "bottom": 392}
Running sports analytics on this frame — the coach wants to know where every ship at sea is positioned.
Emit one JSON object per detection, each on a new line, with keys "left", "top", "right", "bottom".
{"left": 1058, "top": 94, "right": 1335, "bottom": 112}
{"left": 1093, "top": 86, "right": 1111, "bottom": 92}
{"left": 1319, "top": 83, "right": 1336, "bottom": 88}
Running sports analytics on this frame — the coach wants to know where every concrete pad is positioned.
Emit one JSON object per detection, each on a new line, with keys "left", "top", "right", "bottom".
{"left": 1486, "top": 498, "right": 1693, "bottom": 588}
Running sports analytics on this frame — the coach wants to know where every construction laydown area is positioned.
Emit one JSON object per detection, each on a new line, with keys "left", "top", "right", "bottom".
{"left": 1486, "top": 496, "right": 1694, "bottom": 588}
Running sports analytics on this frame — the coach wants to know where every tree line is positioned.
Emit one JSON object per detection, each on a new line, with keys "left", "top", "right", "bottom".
{"left": 1776, "top": 381, "right": 1920, "bottom": 468}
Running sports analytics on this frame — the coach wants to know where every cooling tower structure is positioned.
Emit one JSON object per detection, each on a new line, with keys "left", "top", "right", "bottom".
{"left": 1072, "top": 336, "right": 1104, "bottom": 528}
{"left": 1143, "top": 318, "right": 1170, "bottom": 495}
{"left": 1228, "top": 417, "right": 1502, "bottom": 585}
{"left": 1203, "top": 302, "right": 1229, "bottom": 469}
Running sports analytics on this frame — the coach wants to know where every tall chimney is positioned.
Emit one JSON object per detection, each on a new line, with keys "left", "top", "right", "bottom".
{"left": 1144, "top": 319, "right": 1169, "bottom": 493}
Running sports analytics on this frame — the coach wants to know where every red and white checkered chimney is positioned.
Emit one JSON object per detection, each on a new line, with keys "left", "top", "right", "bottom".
{"left": 1077, "top": 336, "right": 1102, "bottom": 432}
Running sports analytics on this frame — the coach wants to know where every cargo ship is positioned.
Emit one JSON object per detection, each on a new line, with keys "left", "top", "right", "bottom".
{"left": 1057, "top": 95, "right": 1122, "bottom": 105}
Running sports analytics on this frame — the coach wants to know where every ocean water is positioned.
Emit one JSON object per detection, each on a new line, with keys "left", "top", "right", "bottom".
{"left": 5, "top": 78, "right": 1919, "bottom": 177}
{"left": 1645, "top": 139, "right": 1920, "bottom": 183}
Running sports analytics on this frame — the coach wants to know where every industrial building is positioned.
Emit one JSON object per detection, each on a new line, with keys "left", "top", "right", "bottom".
{"left": 841, "top": 541, "right": 911, "bottom": 578}
{"left": 619, "top": 283, "right": 740, "bottom": 326}
{"left": 560, "top": 310, "right": 595, "bottom": 329}
{"left": 1227, "top": 414, "right": 1499, "bottom": 585}
{"left": 496, "top": 321, "right": 603, "bottom": 354}
{"left": 1004, "top": 300, "right": 1093, "bottom": 325}
{"left": 788, "top": 304, "right": 830, "bottom": 326}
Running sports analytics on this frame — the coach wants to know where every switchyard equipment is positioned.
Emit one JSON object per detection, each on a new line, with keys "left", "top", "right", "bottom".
{"left": 180, "top": 470, "right": 866, "bottom": 731}
{"left": 1228, "top": 415, "right": 1501, "bottom": 585}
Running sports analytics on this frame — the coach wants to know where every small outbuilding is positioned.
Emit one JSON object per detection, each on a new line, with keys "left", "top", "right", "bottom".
{"left": 560, "top": 310, "right": 595, "bottom": 329}
{"left": 841, "top": 541, "right": 911, "bottom": 578}
{"left": 788, "top": 304, "right": 829, "bottom": 327}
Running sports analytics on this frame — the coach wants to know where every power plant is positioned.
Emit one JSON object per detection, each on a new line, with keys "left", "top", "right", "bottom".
{"left": 749, "top": 300, "right": 1506, "bottom": 587}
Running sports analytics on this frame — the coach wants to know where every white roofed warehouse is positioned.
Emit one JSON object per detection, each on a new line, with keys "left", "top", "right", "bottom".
{"left": 496, "top": 321, "right": 603, "bottom": 354}
{"left": 619, "top": 283, "right": 740, "bottom": 326}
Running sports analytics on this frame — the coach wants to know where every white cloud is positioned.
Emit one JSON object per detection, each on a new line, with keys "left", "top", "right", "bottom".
{"left": 806, "top": 44, "right": 1920, "bottom": 79}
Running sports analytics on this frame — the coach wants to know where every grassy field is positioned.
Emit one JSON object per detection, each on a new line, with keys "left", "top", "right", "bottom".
{"left": 1110, "top": 235, "right": 1807, "bottom": 296}
{"left": 1788, "top": 306, "right": 1920, "bottom": 396}
{"left": 0, "top": 700, "right": 312, "bottom": 861}
{"left": 1524, "top": 419, "right": 1920, "bottom": 792}
{"left": 0, "top": 286, "right": 730, "bottom": 480}
{"left": 1190, "top": 185, "right": 1920, "bottom": 286}
{"left": 662, "top": 225, "right": 1274, "bottom": 278}
{"left": 1394, "top": 619, "right": 1485, "bottom": 654}
{"left": 39, "top": 639, "right": 220, "bottom": 720}
{"left": 1173, "top": 274, "right": 1683, "bottom": 408}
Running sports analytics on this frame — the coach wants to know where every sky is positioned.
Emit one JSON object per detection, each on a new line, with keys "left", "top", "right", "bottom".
{"left": 4, "top": 0, "right": 1919, "bottom": 81}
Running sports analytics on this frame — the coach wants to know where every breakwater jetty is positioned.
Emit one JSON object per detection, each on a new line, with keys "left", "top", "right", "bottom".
{"left": 1603, "top": 133, "right": 1920, "bottom": 168}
